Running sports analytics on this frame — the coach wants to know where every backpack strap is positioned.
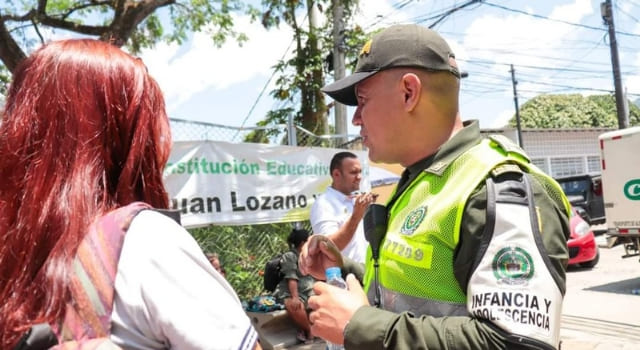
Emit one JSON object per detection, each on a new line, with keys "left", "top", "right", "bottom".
{"left": 13, "top": 324, "right": 57, "bottom": 350}
{"left": 53, "top": 202, "right": 151, "bottom": 348}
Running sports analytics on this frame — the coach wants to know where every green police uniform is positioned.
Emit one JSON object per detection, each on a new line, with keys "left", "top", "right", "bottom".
{"left": 344, "top": 120, "right": 571, "bottom": 350}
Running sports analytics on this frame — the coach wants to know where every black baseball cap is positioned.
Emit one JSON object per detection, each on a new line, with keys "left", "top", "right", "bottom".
{"left": 322, "top": 24, "right": 460, "bottom": 106}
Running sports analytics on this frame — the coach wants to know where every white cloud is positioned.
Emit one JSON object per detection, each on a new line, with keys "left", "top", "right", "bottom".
{"left": 462, "top": 0, "right": 593, "bottom": 67}
{"left": 625, "top": 22, "right": 640, "bottom": 98}
{"left": 142, "top": 0, "right": 432, "bottom": 124}
{"left": 628, "top": 64, "right": 640, "bottom": 99}
{"left": 140, "top": 15, "right": 293, "bottom": 115}
{"left": 492, "top": 109, "right": 516, "bottom": 128}
{"left": 456, "top": 0, "right": 598, "bottom": 126}
{"left": 131, "top": 0, "right": 638, "bottom": 128}
{"left": 548, "top": 0, "right": 593, "bottom": 23}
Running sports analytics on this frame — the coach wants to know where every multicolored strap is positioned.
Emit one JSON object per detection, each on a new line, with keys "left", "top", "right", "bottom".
{"left": 53, "top": 202, "right": 151, "bottom": 349}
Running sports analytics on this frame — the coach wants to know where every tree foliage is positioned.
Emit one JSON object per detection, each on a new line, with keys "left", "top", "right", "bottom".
{"left": 244, "top": 0, "right": 366, "bottom": 145}
{"left": 509, "top": 93, "right": 640, "bottom": 128}
{"left": 0, "top": 64, "right": 8, "bottom": 98}
{"left": 0, "top": 0, "right": 253, "bottom": 74}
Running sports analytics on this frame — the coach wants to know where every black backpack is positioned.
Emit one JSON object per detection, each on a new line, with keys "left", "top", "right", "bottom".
{"left": 263, "top": 253, "right": 284, "bottom": 292}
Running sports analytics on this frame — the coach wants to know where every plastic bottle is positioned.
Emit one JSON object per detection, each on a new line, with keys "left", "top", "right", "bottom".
{"left": 325, "top": 267, "right": 347, "bottom": 350}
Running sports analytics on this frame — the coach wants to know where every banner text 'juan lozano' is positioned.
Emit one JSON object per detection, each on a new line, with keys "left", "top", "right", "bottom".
{"left": 171, "top": 192, "right": 323, "bottom": 215}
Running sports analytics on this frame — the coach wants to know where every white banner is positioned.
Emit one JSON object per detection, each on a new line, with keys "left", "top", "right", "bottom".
{"left": 164, "top": 141, "right": 370, "bottom": 227}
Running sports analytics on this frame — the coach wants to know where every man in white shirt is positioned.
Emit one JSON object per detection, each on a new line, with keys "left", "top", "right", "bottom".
{"left": 309, "top": 152, "right": 377, "bottom": 263}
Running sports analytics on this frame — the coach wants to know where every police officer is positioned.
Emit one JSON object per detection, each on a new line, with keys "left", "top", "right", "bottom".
{"left": 299, "top": 24, "right": 571, "bottom": 350}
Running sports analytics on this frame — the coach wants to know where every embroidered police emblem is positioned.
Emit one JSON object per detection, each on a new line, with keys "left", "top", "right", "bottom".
{"left": 400, "top": 206, "right": 427, "bottom": 235}
{"left": 492, "top": 246, "right": 534, "bottom": 285}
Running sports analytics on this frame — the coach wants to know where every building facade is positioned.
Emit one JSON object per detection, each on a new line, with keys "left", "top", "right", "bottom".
{"left": 481, "top": 127, "right": 613, "bottom": 178}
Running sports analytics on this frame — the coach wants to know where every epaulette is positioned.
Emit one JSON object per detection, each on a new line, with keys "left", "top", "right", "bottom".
{"left": 490, "top": 163, "right": 523, "bottom": 178}
{"left": 488, "top": 134, "right": 530, "bottom": 162}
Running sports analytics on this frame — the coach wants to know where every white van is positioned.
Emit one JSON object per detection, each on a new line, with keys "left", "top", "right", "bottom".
{"left": 599, "top": 127, "right": 640, "bottom": 260}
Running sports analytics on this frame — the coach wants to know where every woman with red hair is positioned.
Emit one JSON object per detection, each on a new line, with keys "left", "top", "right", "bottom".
{"left": 0, "top": 39, "right": 260, "bottom": 350}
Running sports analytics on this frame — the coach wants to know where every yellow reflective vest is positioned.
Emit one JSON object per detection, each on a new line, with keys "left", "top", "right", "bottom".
{"left": 363, "top": 135, "right": 570, "bottom": 320}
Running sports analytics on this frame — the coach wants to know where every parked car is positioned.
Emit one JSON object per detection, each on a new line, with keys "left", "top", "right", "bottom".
{"left": 568, "top": 206, "right": 599, "bottom": 268}
{"left": 555, "top": 173, "right": 605, "bottom": 225}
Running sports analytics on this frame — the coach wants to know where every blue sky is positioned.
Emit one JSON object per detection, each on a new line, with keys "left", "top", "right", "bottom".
{"left": 138, "top": 0, "right": 640, "bottom": 135}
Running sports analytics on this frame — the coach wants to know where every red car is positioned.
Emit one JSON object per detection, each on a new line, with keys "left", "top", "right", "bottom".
{"left": 567, "top": 206, "right": 599, "bottom": 268}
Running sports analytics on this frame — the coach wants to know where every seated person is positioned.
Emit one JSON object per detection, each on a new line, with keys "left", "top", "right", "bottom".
{"left": 207, "top": 252, "right": 227, "bottom": 278}
{"left": 272, "top": 228, "right": 316, "bottom": 344}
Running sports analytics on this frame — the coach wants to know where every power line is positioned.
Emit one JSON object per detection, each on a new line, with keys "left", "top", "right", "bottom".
{"left": 615, "top": 3, "right": 640, "bottom": 24}
{"left": 461, "top": 62, "right": 638, "bottom": 84}
{"left": 364, "top": 0, "right": 416, "bottom": 29}
{"left": 460, "top": 58, "right": 616, "bottom": 74}
{"left": 462, "top": 79, "right": 511, "bottom": 88}
{"left": 237, "top": 10, "right": 316, "bottom": 131}
{"left": 442, "top": 31, "right": 613, "bottom": 51}
{"left": 458, "top": 47, "right": 616, "bottom": 67}
{"left": 236, "top": 31, "right": 299, "bottom": 132}
{"left": 459, "top": 64, "right": 640, "bottom": 97}
{"left": 417, "top": 0, "right": 483, "bottom": 28}
{"left": 516, "top": 79, "right": 631, "bottom": 95}
{"left": 242, "top": 1, "right": 640, "bottom": 129}
{"left": 459, "top": 47, "right": 640, "bottom": 75}
{"left": 483, "top": 1, "right": 640, "bottom": 37}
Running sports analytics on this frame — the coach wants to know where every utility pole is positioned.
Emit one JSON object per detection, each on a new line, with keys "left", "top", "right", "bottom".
{"left": 332, "top": 0, "right": 347, "bottom": 145}
{"left": 510, "top": 64, "right": 524, "bottom": 149}
{"left": 601, "top": 0, "right": 628, "bottom": 129}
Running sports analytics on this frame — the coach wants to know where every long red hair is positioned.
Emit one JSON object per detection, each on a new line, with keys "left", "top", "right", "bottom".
{"left": 0, "top": 39, "right": 171, "bottom": 348}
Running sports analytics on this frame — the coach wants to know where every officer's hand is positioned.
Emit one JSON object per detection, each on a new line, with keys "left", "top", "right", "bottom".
{"left": 308, "top": 274, "right": 369, "bottom": 345}
{"left": 299, "top": 235, "right": 344, "bottom": 280}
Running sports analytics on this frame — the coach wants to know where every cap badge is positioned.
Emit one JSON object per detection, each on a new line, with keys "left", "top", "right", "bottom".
{"left": 359, "top": 39, "right": 372, "bottom": 57}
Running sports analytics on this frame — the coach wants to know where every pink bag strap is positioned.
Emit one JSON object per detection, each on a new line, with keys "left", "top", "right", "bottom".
{"left": 55, "top": 202, "right": 151, "bottom": 348}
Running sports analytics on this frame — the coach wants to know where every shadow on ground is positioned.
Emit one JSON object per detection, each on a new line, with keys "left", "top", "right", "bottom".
{"left": 584, "top": 277, "right": 640, "bottom": 296}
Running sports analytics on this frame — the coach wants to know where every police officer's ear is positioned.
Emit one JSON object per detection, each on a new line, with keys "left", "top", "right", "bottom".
{"left": 399, "top": 72, "right": 422, "bottom": 112}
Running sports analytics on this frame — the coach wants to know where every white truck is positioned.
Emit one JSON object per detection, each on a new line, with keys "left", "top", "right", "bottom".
{"left": 599, "top": 126, "right": 640, "bottom": 261}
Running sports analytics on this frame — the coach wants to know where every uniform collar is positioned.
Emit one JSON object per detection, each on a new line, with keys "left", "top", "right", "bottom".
{"left": 409, "top": 119, "right": 481, "bottom": 177}
{"left": 388, "top": 120, "right": 481, "bottom": 209}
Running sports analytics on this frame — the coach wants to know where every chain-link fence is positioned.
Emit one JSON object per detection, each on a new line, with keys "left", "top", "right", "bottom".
{"left": 169, "top": 118, "right": 360, "bottom": 301}
{"left": 170, "top": 117, "right": 364, "bottom": 149}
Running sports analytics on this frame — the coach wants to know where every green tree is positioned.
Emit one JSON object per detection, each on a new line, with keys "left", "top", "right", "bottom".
{"left": 245, "top": 0, "right": 365, "bottom": 145}
{"left": 0, "top": 0, "right": 254, "bottom": 75}
{"left": 0, "top": 64, "right": 8, "bottom": 98}
{"left": 509, "top": 93, "right": 640, "bottom": 128}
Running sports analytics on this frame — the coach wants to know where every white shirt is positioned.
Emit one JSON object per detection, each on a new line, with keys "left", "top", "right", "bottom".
{"left": 110, "top": 210, "right": 258, "bottom": 350}
{"left": 310, "top": 186, "right": 368, "bottom": 263}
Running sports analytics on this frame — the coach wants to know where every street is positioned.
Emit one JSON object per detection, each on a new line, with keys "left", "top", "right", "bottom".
{"left": 559, "top": 240, "right": 640, "bottom": 349}
{"left": 282, "top": 239, "right": 640, "bottom": 350}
